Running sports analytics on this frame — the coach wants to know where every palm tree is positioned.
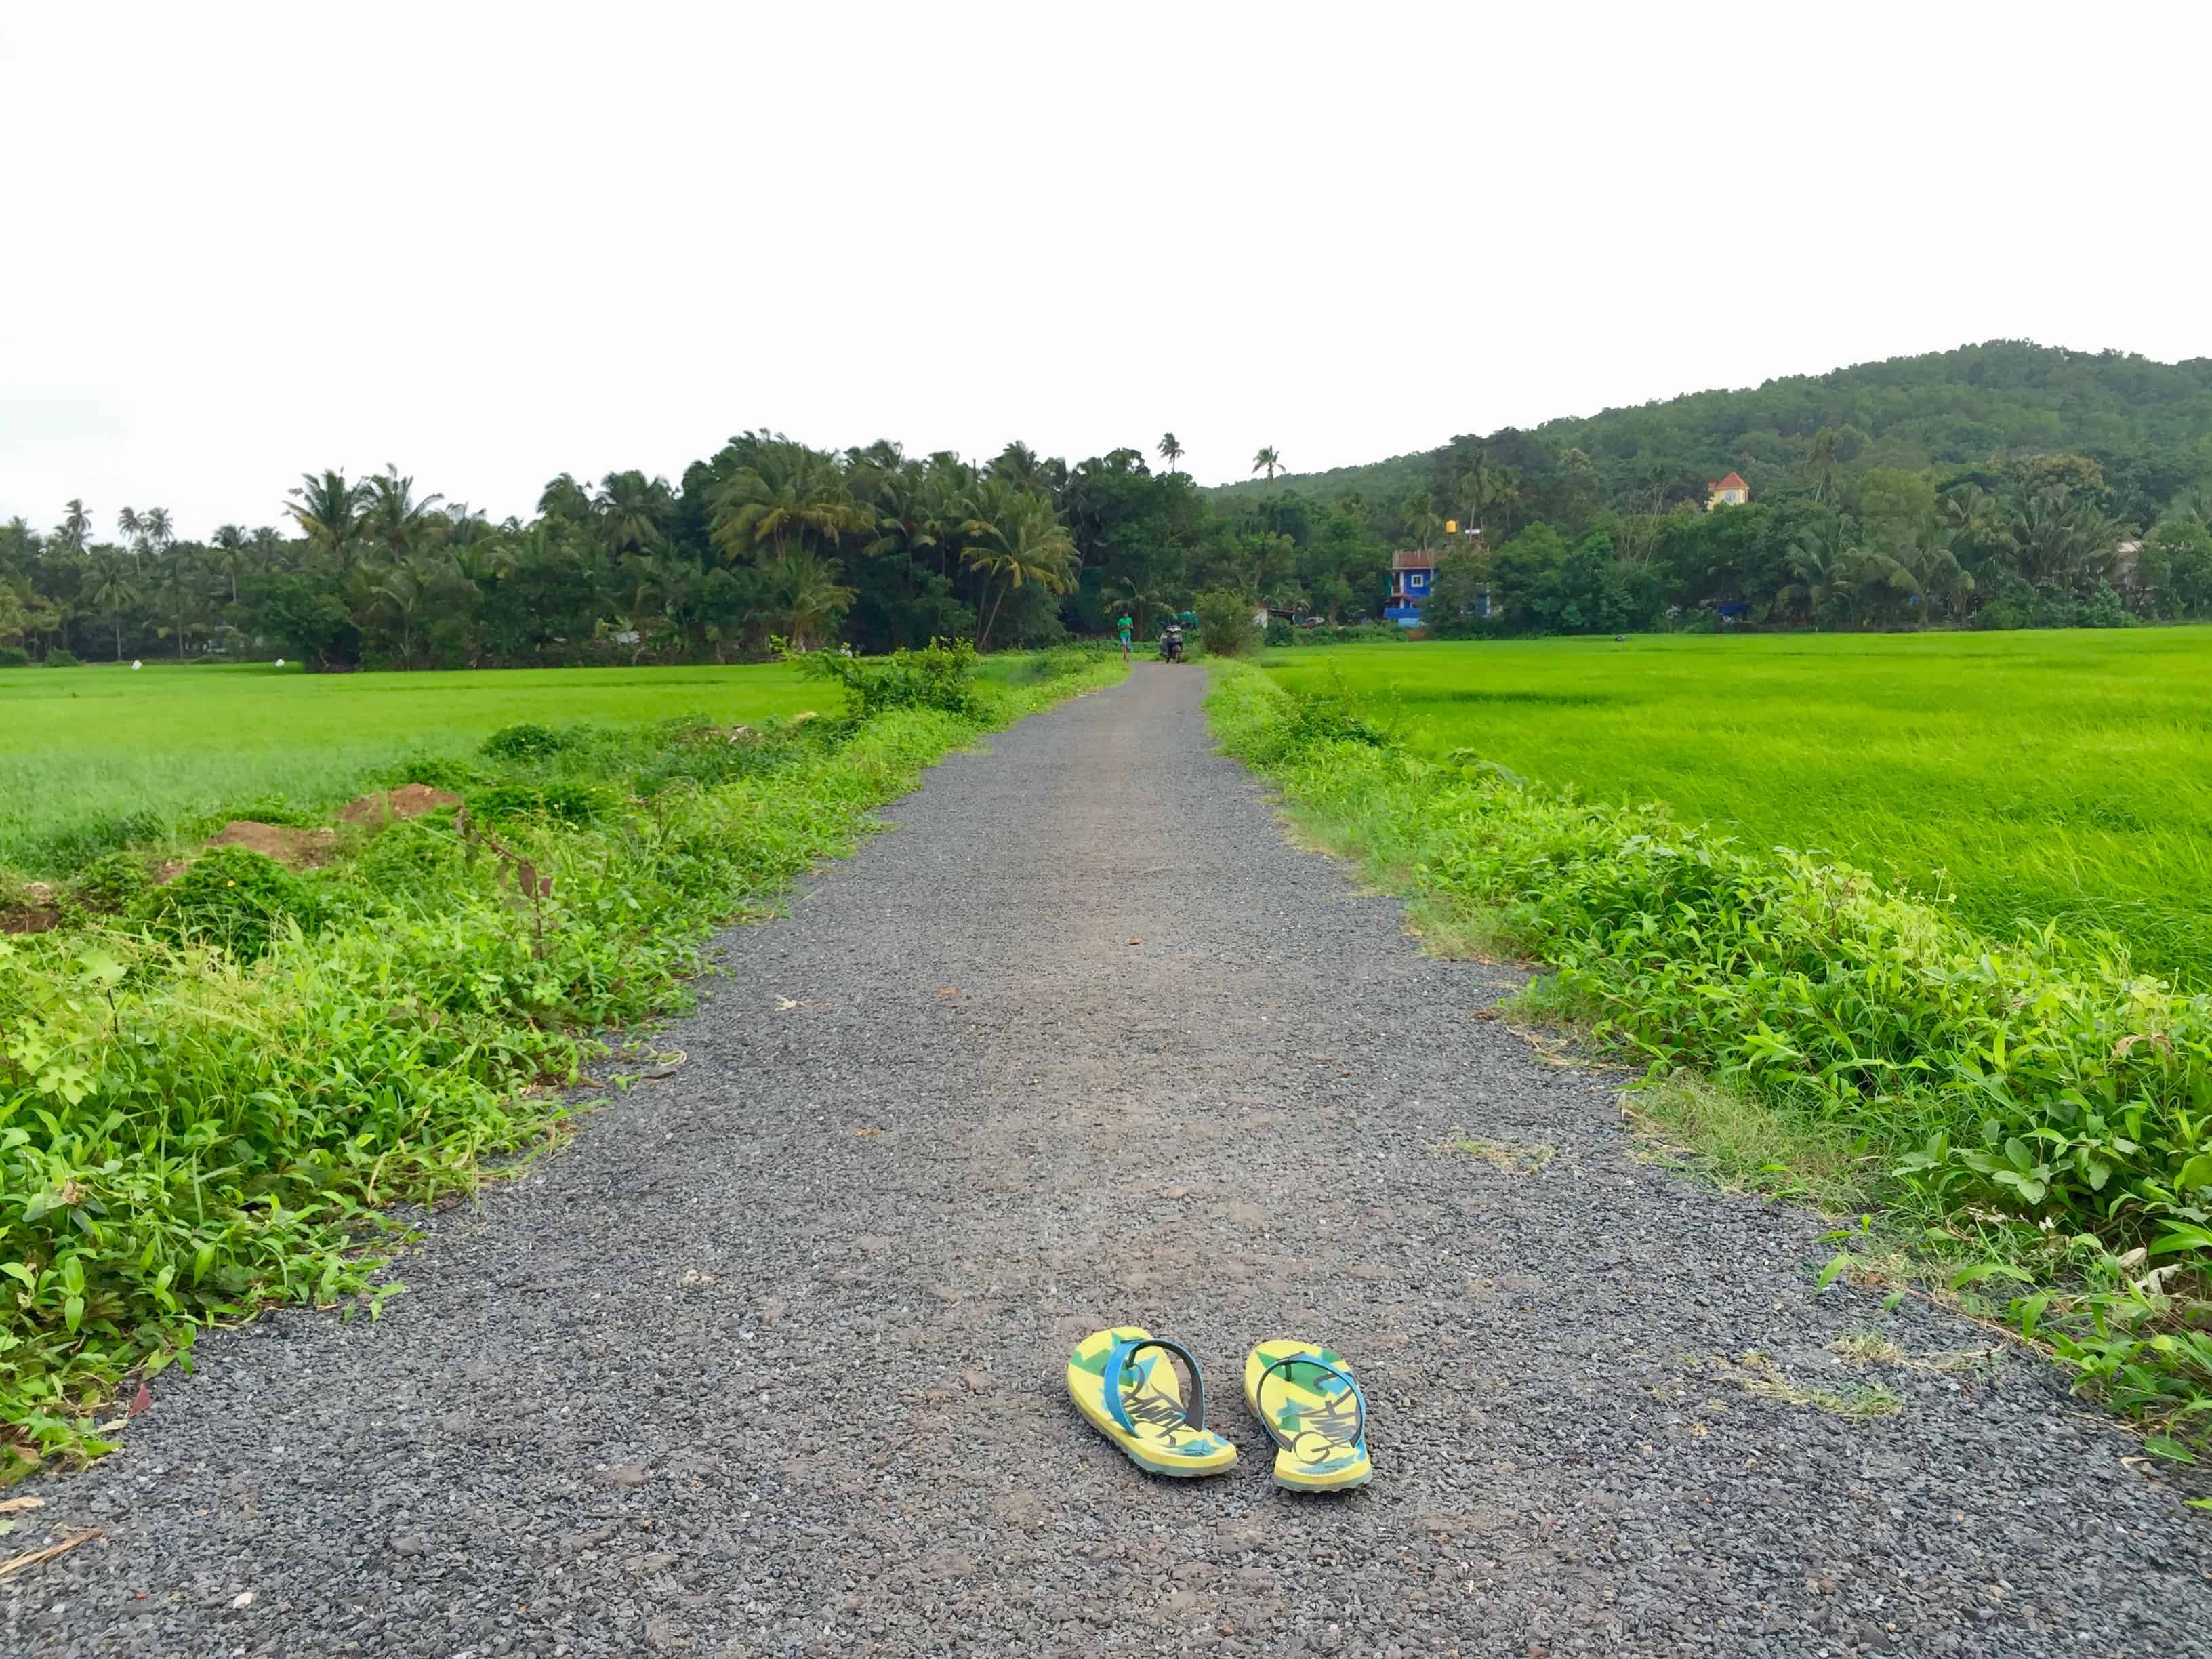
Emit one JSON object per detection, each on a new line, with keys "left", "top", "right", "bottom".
{"left": 59, "top": 499, "right": 93, "bottom": 554}
{"left": 84, "top": 548, "right": 139, "bottom": 659}
{"left": 1250, "top": 447, "right": 1283, "bottom": 486}
{"left": 1940, "top": 483, "right": 1994, "bottom": 537}
{"left": 365, "top": 466, "right": 443, "bottom": 568}
{"left": 152, "top": 546, "right": 202, "bottom": 659}
{"left": 537, "top": 472, "right": 594, "bottom": 524}
{"left": 1455, "top": 460, "right": 1521, "bottom": 538}
{"left": 117, "top": 506, "right": 142, "bottom": 557}
{"left": 1805, "top": 428, "right": 1839, "bottom": 504}
{"left": 960, "top": 482, "right": 1076, "bottom": 650}
{"left": 373, "top": 556, "right": 439, "bottom": 665}
{"left": 861, "top": 463, "right": 948, "bottom": 580}
{"left": 208, "top": 525, "right": 251, "bottom": 602}
{"left": 248, "top": 525, "right": 286, "bottom": 573}
{"left": 989, "top": 441, "right": 1046, "bottom": 492}
{"left": 766, "top": 548, "right": 857, "bottom": 653}
{"left": 1779, "top": 517, "right": 1856, "bottom": 624}
{"left": 1158, "top": 433, "right": 1185, "bottom": 474}
{"left": 1100, "top": 577, "right": 1179, "bottom": 642}
{"left": 594, "top": 471, "right": 672, "bottom": 560}
{"left": 1998, "top": 489, "right": 2121, "bottom": 590}
{"left": 1893, "top": 527, "right": 1973, "bottom": 622}
{"left": 710, "top": 435, "right": 869, "bottom": 565}
{"left": 289, "top": 471, "right": 370, "bottom": 573}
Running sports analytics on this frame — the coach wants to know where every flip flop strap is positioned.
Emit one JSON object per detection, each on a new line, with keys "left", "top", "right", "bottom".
{"left": 1103, "top": 1336, "right": 1206, "bottom": 1436}
{"left": 1252, "top": 1352, "right": 1368, "bottom": 1457}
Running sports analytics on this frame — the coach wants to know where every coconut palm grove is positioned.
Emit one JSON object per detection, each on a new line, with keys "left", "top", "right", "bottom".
{"left": 5, "top": 341, "right": 2212, "bottom": 670}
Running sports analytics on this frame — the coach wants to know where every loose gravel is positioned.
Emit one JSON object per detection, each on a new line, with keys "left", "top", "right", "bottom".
{"left": 11, "top": 665, "right": 2211, "bottom": 1657}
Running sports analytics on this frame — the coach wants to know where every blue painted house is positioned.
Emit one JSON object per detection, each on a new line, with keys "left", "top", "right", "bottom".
{"left": 1386, "top": 548, "right": 1433, "bottom": 626}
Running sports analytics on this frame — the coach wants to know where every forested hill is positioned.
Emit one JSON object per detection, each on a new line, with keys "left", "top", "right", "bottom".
{"left": 1209, "top": 342, "right": 2212, "bottom": 525}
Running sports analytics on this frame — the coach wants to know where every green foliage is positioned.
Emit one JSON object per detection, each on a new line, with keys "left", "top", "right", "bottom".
{"left": 1210, "top": 661, "right": 2212, "bottom": 1446}
{"left": 43, "top": 649, "right": 79, "bottom": 668}
{"left": 134, "top": 846, "right": 323, "bottom": 960}
{"left": 377, "top": 754, "right": 495, "bottom": 795}
{"left": 1265, "top": 618, "right": 1296, "bottom": 647}
{"left": 67, "top": 851, "right": 149, "bottom": 914}
{"left": 629, "top": 719, "right": 811, "bottom": 798}
{"left": 0, "top": 647, "right": 27, "bottom": 669}
{"left": 467, "top": 780, "right": 620, "bottom": 826}
{"left": 1272, "top": 623, "right": 1412, "bottom": 646}
{"left": 793, "top": 638, "right": 982, "bottom": 722}
{"left": 985, "top": 642, "right": 1113, "bottom": 686}
{"left": 20, "top": 810, "right": 168, "bottom": 878}
{"left": 481, "top": 722, "right": 569, "bottom": 760}
{"left": 1194, "top": 589, "right": 1258, "bottom": 657}
{"left": 0, "top": 651, "right": 1126, "bottom": 1470}
{"left": 209, "top": 793, "right": 322, "bottom": 830}
{"left": 1214, "top": 341, "right": 2212, "bottom": 529}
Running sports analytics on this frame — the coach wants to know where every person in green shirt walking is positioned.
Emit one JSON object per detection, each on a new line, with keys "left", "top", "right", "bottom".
{"left": 1116, "top": 611, "right": 1133, "bottom": 661}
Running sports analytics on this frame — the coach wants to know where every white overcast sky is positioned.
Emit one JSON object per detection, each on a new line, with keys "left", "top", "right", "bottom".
{"left": 4, "top": 1, "right": 2207, "bottom": 540}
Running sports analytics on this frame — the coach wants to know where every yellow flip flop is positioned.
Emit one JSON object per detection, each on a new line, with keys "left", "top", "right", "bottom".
{"left": 1244, "top": 1339, "right": 1374, "bottom": 1492}
{"left": 1066, "top": 1326, "right": 1238, "bottom": 1479}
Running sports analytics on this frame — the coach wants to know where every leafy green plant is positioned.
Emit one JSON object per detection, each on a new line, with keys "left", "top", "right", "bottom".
{"left": 207, "top": 793, "right": 322, "bottom": 829}
{"left": 43, "top": 649, "right": 79, "bottom": 668}
{"left": 794, "top": 638, "right": 981, "bottom": 722}
{"left": 1193, "top": 589, "right": 1258, "bottom": 657}
{"left": 133, "top": 846, "right": 323, "bottom": 960}
{"left": 468, "top": 781, "right": 620, "bottom": 826}
{"left": 66, "top": 851, "right": 150, "bottom": 914}
{"left": 22, "top": 812, "right": 167, "bottom": 878}
{"left": 480, "top": 722, "right": 569, "bottom": 760}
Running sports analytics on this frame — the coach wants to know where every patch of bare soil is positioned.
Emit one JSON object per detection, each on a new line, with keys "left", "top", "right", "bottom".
{"left": 0, "top": 882, "right": 58, "bottom": 935}
{"left": 204, "top": 821, "right": 340, "bottom": 869}
{"left": 336, "top": 784, "right": 464, "bottom": 825}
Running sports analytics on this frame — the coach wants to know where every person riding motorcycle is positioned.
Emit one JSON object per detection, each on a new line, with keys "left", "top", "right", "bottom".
{"left": 1159, "top": 623, "right": 1185, "bottom": 663}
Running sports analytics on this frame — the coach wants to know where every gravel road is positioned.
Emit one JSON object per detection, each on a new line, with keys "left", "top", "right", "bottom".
{"left": 12, "top": 665, "right": 2211, "bottom": 1658}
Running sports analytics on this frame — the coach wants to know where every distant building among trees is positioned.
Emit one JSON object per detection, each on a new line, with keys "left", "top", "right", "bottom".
{"left": 1707, "top": 471, "right": 1750, "bottom": 510}
{"left": 1387, "top": 548, "right": 1435, "bottom": 625}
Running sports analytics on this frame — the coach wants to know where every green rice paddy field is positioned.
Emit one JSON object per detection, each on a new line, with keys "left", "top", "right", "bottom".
{"left": 1264, "top": 630, "right": 2212, "bottom": 988}
{"left": 0, "top": 661, "right": 826, "bottom": 876}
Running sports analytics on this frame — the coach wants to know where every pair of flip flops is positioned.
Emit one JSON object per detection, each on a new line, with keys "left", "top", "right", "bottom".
{"left": 1067, "top": 1326, "right": 1372, "bottom": 1492}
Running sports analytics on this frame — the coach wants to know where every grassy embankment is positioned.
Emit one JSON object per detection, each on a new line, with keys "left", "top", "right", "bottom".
{"left": 0, "top": 661, "right": 827, "bottom": 878}
{"left": 1265, "top": 630, "right": 2212, "bottom": 989}
{"left": 1210, "top": 653, "right": 2212, "bottom": 1467}
{"left": 0, "top": 647, "right": 1122, "bottom": 1475}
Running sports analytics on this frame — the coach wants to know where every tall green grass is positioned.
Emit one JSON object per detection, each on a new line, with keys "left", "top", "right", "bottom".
{"left": 1210, "top": 661, "right": 2212, "bottom": 1456}
{"left": 1264, "top": 631, "right": 2212, "bottom": 987}
{"left": 0, "top": 661, "right": 825, "bottom": 877}
{"left": 0, "top": 653, "right": 1123, "bottom": 1474}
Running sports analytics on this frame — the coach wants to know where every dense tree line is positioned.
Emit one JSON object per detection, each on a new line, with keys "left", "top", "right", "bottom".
{"left": 0, "top": 432, "right": 1406, "bottom": 669}
{"left": 1420, "top": 455, "right": 2212, "bottom": 636}
{"left": 1223, "top": 340, "right": 2212, "bottom": 636}
{"left": 5, "top": 341, "right": 2212, "bottom": 666}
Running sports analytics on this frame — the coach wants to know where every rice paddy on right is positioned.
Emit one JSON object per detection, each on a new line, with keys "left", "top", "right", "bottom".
{"left": 1263, "top": 628, "right": 2212, "bottom": 988}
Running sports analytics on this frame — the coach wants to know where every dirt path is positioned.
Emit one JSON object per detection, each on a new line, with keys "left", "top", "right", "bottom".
{"left": 14, "top": 665, "right": 2211, "bottom": 1657}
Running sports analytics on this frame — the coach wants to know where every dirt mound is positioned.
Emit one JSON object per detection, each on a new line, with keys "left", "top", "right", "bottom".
{"left": 205, "top": 821, "right": 340, "bottom": 869}
{"left": 1, "top": 881, "right": 58, "bottom": 935}
{"left": 337, "top": 784, "right": 464, "bottom": 825}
